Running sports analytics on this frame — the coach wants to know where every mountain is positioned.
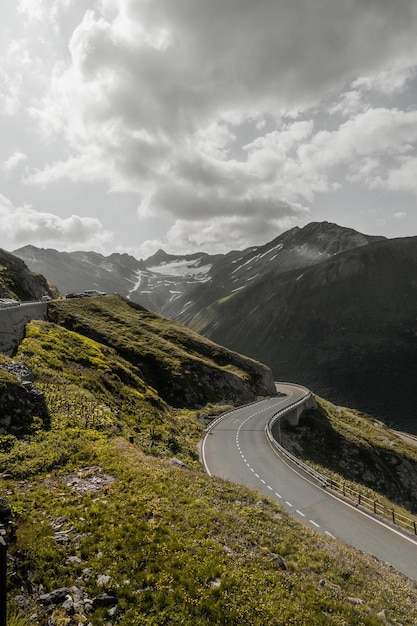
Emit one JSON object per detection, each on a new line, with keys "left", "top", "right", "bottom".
{"left": 0, "top": 247, "right": 54, "bottom": 300}
{"left": 13, "top": 221, "right": 383, "bottom": 319}
{"left": 174, "top": 221, "right": 384, "bottom": 327}
{"left": 12, "top": 245, "right": 220, "bottom": 313}
{"left": 195, "top": 236, "right": 417, "bottom": 433}
{"left": 11, "top": 245, "right": 145, "bottom": 299}
{"left": 16, "top": 221, "right": 409, "bottom": 428}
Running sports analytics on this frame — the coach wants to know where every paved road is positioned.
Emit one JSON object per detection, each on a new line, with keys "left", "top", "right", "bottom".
{"left": 202, "top": 383, "right": 417, "bottom": 581}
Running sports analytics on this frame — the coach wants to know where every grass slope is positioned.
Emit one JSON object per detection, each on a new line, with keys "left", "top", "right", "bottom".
{"left": 47, "top": 295, "right": 275, "bottom": 408}
{"left": 278, "top": 397, "right": 417, "bottom": 516}
{"left": 1, "top": 297, "right": 417, "bottom": 624}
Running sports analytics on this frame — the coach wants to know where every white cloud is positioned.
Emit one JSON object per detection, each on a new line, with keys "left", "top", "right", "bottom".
{"left": 375, "top": 156, "right": 417, "bottom": 194}
{"left": 136, "top": 211, "right": 309, "bottom": 257}
{"left": 0, "top": 194, "right": 112, "bottom": 251}
{"left": 353, "top": 65, "right": 417, "bottom": 95}
{"left": 328, "top": 90, "right": 367, "bottom": 117}
{"left": 3, "top": 152, "right": 27, "bottom": 172}
{"left": 2, "top": 0, "right": 417, "bottom": 253}
{"left": 26, "top": 0, "right": 417, "bottom": 200}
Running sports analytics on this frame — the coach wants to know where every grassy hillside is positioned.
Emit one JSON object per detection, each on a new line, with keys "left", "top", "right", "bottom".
{"left": 46, "top": 295, "right": 276, "bottom": 407}
{"left": 278, "top": 397, "right": 417, "bottom": 516}
{"left": 1, "top": 296, "right": 417, "bottom": 624}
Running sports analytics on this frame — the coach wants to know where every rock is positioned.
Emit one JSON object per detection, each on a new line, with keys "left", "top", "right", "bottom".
{"left": 53, "top": 529, "right": 73, "bottom": 544}
{"left": 269, "top": 554, "right": 287, "bottom": 570}
{"left": 62, "top": 595, "right": 75, "bottom": 615}
{"left": 170, "top": 458, "right": 191, "bottom": 470}
{"left": 92, "top": 592, "right": 118, "bottom": 608}
{"left": 13, "top": 594, "right": 31, "bottom": 610}
{"left": 39, "top": 587, "right": 71, "bottom": 605}
{"left": 66, "top": 556, "right": 82, "bottom": 565}
{"left": 81, "top": 567, "right": 93, "bottom": 580}
{"left": 0, "top": 363, "right": 50, "bottom": 434}
{"left": 97, "top": 574, "right": 111, "bottom": 586}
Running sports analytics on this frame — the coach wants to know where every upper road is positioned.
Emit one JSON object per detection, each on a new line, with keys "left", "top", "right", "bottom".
{"left": 202, "top": 383, "right": 417, "bottom": 580}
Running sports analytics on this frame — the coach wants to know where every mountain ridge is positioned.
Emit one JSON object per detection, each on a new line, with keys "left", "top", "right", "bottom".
{"left": 12, "top": 220, "right": 412, "bottom": 430}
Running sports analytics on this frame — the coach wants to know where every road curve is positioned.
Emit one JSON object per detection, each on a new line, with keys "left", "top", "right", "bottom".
{"left": 202, "top": 383, "right": 417, "bottom": 581}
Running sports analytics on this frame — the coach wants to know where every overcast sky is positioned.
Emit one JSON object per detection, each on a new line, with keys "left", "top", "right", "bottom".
{"left": 1, "top": 0, "right": 417, "bottom": 259}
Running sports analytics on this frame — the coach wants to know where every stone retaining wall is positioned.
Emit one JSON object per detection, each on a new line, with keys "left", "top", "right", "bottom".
{"left": 0, "top": 303, "right": 48, "bottom": 355}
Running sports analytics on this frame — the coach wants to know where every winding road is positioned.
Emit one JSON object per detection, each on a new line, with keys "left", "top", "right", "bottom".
{"left": 202, "top": 383, "right": 417, "bottom": 581}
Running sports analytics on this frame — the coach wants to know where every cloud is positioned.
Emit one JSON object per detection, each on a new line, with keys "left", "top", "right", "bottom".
{"left": 3, "top": 0, "right": 417, "bottom": 253}
{"left": 27, "top": 1, "right": 417, "bottom": 193}
{"left": 136, "top": 211, "right": 309, "bottom": 257}
{"left": 374, "top": 156, "right": 417, "bottom": 194}
{"left": 3, "top": 152, "right": 27, "bottom": 172}
{"left": 353, "top": 65, "right": 417, "bottom": 95}
{"left": 0, "top": 194, "right": 112, "bottom": 251}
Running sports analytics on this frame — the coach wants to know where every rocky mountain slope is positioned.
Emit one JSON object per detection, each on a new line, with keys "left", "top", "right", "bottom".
{"left": 46, "top": 295, "right": 276, "bottom": 407}
{"left": 13, "top": 221, "right": 383, "bottom": 318}
{"left": 0, "top": 247, "right": 54, "bottom": 300}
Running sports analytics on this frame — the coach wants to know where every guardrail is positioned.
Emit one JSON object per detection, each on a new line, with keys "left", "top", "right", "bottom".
{"left": 266, "top": 392, "right": 417, "bottom": 536}
{"left": 265, "top": 392, "right": 329, "bottom": 487}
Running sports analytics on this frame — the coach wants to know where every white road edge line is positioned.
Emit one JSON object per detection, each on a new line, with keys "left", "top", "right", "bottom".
{"left": 266, "top": 433, "right": 417, "bottom": 547}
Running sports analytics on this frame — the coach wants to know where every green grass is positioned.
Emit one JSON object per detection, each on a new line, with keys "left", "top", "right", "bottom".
{"left": 280, "top": 396, "right": 417, "bottom": 516}
{"left": 2, "top": 297, "right": 417, "bottom": 624}
{"left": 7, "top": 607, "right": 31, "bottom": 626}
{"left": 6, "top": 436, "right": 417, "bottom": 625}
{"left": 46, "top": 295, "right": 271, "bottom": 407}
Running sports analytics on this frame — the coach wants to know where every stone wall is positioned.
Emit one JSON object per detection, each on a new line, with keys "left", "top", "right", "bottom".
{"left": 0, "top": 302, "right": 48, "bottom": 355}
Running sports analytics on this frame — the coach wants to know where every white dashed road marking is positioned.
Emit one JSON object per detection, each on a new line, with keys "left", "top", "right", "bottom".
{"left": 233, "top": 401, "right": 334, "bottom": 540}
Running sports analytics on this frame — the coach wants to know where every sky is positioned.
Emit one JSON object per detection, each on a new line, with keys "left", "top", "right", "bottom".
{"left": 1, "top": 0, "right": 417, "bottom": 259}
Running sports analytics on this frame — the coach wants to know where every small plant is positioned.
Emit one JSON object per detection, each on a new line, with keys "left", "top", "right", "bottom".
{"left": 6, "top": 606, "right": 31, "bottom": 626}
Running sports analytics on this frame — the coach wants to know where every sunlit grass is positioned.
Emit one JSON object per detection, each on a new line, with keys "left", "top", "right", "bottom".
{"left": 280, "top": 396, "right": 417, "bottom": 516}
{"left": 2, "top": 297, "right": 417, "bottom": 623}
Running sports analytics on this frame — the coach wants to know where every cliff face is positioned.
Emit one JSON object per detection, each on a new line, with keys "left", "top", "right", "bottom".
{"left": 0, "top": 248, "right": 53, "bottom": 300}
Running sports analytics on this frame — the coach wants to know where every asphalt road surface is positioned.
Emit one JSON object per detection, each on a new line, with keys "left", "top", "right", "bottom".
{"left": 202, "top": 383, "right": 417, "bottom": 581}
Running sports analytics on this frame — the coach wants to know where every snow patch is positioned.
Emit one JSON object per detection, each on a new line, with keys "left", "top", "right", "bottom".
{"left": 147, "top": 259, "right": 212, "bottom": 279}
{"left": 128, "top": 270, "right": 145, "bottom": 296}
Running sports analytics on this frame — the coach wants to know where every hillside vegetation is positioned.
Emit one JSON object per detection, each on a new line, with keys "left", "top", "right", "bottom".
{"left": 46, "top": 295, "right": 276, "bottom": 407}
{"left": 278, "top": 398, "right": 417, "bottom": 517}
{"left": 1, "top": 296, "right": 417, "bottom": 624}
